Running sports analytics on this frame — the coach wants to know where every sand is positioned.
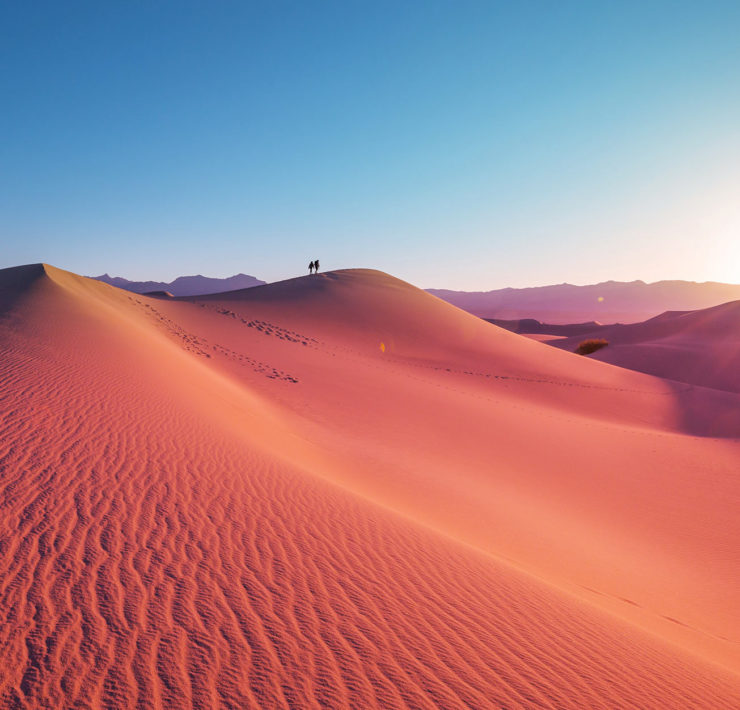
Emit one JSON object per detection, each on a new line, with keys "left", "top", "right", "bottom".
{"left": 1, "top": 264, "right": 738, "bottom": 708}
{"left": 549, "top": 300, "right": 740, "bottom": 394}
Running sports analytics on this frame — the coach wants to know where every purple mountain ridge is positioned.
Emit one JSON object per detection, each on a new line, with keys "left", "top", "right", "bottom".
{"left": 92, "top": 273, "right": 265, "bottom": 297}
{"left": 426, "top": 279, "right": 740, "bottom": 324}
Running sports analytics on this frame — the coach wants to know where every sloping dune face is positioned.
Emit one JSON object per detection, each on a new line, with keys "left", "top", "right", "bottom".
{"left": 551, "top": 300, "right": 740, "bottom": 393}
{"left": 1, "top": 265, "right": 739, "bottom": 708}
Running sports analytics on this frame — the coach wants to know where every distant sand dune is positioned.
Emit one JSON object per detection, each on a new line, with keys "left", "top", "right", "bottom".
{"left": 547, "top": 299, "right": 740, "bottom": 394}
{"left": 1, "top": 264, "right": 738, "bottom": 708}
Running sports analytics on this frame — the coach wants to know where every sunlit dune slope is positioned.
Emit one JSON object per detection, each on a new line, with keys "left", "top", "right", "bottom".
{"left": 550, "top": 299, "right": 740, "bottom": 393}
{"left": 170, "top": 269, "right": 740, "bottom": 670}
{"left": 1, "top": 264, "right": 739, "bottom": 708}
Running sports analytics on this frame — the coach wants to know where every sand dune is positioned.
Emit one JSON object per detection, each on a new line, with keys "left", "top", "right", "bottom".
{"left": 549, "top": 299, "right": 740, "bottom": 393}
{"left": 1, "top": 264, "right": 739, "bottom": 708}
{"left": 485, "top": 317, "right": 606, "bottom": 337}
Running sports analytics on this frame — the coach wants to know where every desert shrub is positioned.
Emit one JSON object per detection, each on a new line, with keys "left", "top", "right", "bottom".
{"left": 575, "top": 338, "right": 608, "bottom": 355}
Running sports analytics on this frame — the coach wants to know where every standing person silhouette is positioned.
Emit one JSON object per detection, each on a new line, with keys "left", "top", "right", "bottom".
{"left": 314, "top": 259, "right": 320, "bottom": 273}
{"left": 308, "top": 260, "right": 314, "bottom": 275}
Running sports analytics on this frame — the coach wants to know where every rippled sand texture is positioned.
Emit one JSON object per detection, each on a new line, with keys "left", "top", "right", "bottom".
{"left": 1, "top": 264, "right": 738, "bottom": 708}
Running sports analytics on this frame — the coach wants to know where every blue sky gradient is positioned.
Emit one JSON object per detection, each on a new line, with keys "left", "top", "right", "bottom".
{"left": 2, "top": 1, "right": 739, "bottom": 288}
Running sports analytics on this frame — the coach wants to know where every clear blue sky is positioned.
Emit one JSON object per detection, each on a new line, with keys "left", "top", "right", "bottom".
{"left": 2, "top": 1, "right": 739, "bottom": 289}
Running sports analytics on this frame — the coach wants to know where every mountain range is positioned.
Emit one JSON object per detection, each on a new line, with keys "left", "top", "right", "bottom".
{"left": 92, "top": 272, "right": 265, "bottom": 296}
{"left": 428, "top": 279, "right": 740, "bottom": 324}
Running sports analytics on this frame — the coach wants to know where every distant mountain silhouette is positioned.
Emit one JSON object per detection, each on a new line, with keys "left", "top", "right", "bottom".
{"left": 92, "top": 272, "right": 265, "bottom": 297}
{"left": 427, "top": 280, "right": 740, "bottom": 324}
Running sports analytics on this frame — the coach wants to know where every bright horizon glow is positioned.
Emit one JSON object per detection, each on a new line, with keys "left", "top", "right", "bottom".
{"left": 1, "top": 1, "right": 739, "bottom": 290}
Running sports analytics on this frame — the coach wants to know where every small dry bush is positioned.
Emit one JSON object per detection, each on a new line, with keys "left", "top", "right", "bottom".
{"left": 575, "top": 338, "right": 608, "bottom": 355}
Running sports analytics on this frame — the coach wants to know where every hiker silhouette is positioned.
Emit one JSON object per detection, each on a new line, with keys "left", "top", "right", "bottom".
{"left": 308, "top": 261, "right": 314, "bottom": 274}
{"left": 314, "top": 259, "right": 320, "bottom": 273}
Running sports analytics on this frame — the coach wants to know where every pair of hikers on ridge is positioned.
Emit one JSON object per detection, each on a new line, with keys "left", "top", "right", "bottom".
{"left": 308, "top": 259, "right": 320, "bottom": 274}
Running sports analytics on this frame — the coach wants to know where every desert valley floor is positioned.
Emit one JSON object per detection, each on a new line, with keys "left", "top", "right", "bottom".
{"left": 0, "top": 264, "right": 738, "bottom": 708}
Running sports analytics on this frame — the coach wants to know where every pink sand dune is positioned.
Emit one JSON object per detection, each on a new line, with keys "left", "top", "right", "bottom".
{"left": 1, "top": 264, "right": 738, "bottom": 708}
{"left": 549, "top": 299, "right": 740, "bottom": 393}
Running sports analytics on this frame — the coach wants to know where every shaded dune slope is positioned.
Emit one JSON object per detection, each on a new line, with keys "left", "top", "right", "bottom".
{"left": 550, "top": 299, "right": 740, "bottom": 393}
{"left": 0, "top": 265, "right": 739, "bottom": 708}
{"left": 484, "top": 317, "right": 605, "bottom": 337}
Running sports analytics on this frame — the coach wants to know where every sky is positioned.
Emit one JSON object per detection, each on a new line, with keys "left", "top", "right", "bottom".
{"left": 1, "top": 1, "right": 739, "bottom": 290}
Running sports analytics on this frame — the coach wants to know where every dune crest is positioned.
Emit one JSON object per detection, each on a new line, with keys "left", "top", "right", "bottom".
{"left": 1, "top": 263, "right": 739, "bottom": 708}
